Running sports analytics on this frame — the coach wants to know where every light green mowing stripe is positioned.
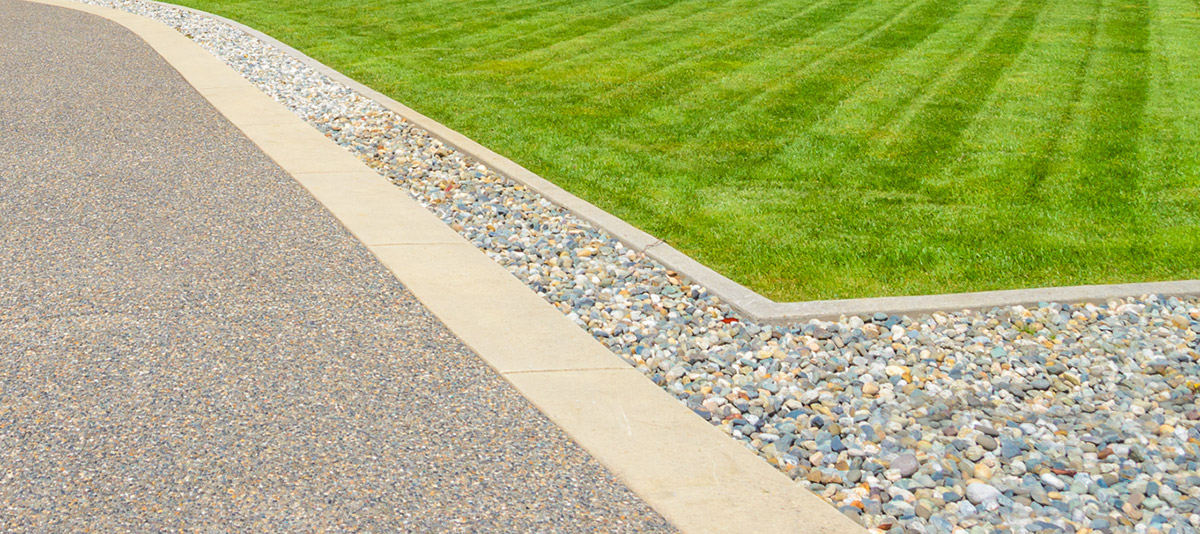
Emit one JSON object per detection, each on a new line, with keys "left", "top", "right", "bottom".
{"left": 172, "top": 0, "right": 1200, "bottom": 301}
{"left": 1143, "top": 0, "right": 1200, "bottom": 239}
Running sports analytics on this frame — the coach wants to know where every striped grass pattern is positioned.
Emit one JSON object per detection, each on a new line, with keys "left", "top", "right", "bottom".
{"left": 181, "top": 0, "right": 1200, "bottom": 300}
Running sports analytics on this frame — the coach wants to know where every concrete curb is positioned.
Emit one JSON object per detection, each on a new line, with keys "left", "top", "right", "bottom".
{"left": 761, "top": 280, "right": 1200, "bottom": 323}
{"left": 136, "top": 1, "right": 1200, "bottom": 324}
{"left": 36, "top": 0, "right": 868, "bottom": 532}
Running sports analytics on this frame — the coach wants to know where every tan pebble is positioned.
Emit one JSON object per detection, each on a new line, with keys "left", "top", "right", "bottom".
{"left": 862, "top": 382, "right": 879, "bottom": 395}
{"left": 973, "top": 463, "right": 993, "bottom": 479}
{"left": 1122, "top": 501, "right": 1142, "bottom": 520}
{"left": 821, "top": 473, "right": 843, "bottom": 485}
{"left": 1159, "top": 424, "right": 1175, "bottom": 436}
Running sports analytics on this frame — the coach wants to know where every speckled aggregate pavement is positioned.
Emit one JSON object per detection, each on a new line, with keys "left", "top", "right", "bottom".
{"left": 0, "top": 0, "right": 677, "bottom": 531}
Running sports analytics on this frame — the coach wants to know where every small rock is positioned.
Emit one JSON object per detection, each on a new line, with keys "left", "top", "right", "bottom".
{"left": 966, "top": 482, "right": 1001, "bottom": 505}
{"left": 965, "top": 448, "right": 983, "bottom": 462}
{"left": 1040, "top": 473, "right": 1065, "bottom": 490}
{"left": 976, "top": 435, "right": 997, "bottom": 451}
{"left": 915, "top": 501, "right": 933, "bottom": 520}
{"left": 891, "top": 454, "right": 920, "bottom": 477}
{"left": 1123, "top": 502, "right": 1142, "bottom": 521}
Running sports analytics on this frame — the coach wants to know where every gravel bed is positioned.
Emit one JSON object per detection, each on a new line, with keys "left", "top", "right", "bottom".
{"left": 78, "top": 1, "right": 1200, "bottom": 532}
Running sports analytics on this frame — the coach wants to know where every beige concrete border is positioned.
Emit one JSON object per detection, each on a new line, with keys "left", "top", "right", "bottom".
{"left": 31, "top": 0, "right": 866, "bottom": 531}
{"left": 136, "top": 0, "right": 1200, "bottom": 324}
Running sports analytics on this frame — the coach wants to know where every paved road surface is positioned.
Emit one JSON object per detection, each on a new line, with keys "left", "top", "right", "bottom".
{"left": 0, "top": 0, "right": 676, "bottom": 531}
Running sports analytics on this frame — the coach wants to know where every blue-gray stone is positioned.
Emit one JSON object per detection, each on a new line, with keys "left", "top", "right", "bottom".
{"left": 883, "top": 500, "right": 915, "bottom": 518}
{"left": 930, "top": 516, "right": 955, "bottom": 534}
{"left": 831, "top": 436, "right": 846, "bottom": 452}
{"left": 846, "top": 469, "right": 861, "bottom": 483}
{"left": 957, "top": 501, "right": 978, "bottom": 517}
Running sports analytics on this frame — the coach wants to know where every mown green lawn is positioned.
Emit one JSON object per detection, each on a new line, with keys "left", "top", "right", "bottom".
{"left": 177, "top": 0, "right": 1200, "bottom": 301}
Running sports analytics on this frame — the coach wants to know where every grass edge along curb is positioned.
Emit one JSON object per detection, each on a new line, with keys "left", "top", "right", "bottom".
{"left": 156, "top": 0, "right": 1200, "bottom": 324}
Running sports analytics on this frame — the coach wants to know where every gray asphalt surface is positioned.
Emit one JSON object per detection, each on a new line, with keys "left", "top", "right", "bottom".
{"left": 0, "top": 1, "right": 676, "bottom": 531}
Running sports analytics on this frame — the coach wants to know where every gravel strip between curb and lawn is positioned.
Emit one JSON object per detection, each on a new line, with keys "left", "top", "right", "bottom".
{"left": 72, "top": 1, "right": 1200, "bottom": 532}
